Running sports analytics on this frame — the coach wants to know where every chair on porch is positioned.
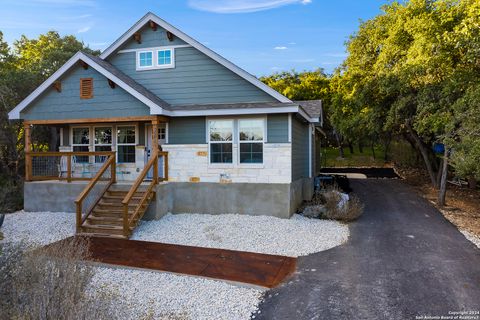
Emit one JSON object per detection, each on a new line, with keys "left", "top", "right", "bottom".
{"left": 58, "top": 155, "right": 77, "bottom": 178}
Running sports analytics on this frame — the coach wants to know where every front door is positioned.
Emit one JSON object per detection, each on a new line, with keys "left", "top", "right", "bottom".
{"left": 145, "top": 123, "right": 167, "bottom": 179}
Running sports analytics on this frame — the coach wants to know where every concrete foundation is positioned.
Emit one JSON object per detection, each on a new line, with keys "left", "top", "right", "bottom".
{"left": 25, "top": 179, "right": 314, "bottom": 219}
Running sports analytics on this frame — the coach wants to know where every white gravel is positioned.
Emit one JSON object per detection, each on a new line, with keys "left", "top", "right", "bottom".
{"left": 0, "top": 210, "right": 75, "bottom": 247}
{"left": 1, "top": 210, "right": 349, "bottom": 319}
{"left": 132, "top": 213, "right": 349, "bottom": 257}
{"left": 89, "top": 267, "right": 264, "bottom": 320}
{"left": 460, "top": 229, "right": 480, "bottom": 249}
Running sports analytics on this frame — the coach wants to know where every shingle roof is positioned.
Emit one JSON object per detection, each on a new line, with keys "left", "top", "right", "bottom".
{"left": 294, "top": 100, "right": 322, "bottom": 119}
{"left": 83, "top": 52, "right": 172, "bottom": 111}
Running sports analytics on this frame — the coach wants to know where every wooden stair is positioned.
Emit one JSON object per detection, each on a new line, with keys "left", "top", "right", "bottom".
{"left": 78, "top": 184, "right": 154, "bottom": 239}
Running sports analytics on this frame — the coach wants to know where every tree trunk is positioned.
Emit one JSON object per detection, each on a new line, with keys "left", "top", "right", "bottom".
{"left": 348, "top": 141, "right": 354, "bottom": 154}
{"left": 436, "top": 158, "right": 444, "bottom": 188}
{"left": 358, "top": 142, "right": 363, "bottom": 153}
{"left": 406, "top": 123, "right": 437, "bottom": 188}
{"left": 438, "top": 147, "right": 449, "bottom": 207}
{"left": 334, "top": 130, "right": 344, "bottom": 158}
{"left": 468, "top": 176, "right": 477, "bottom": 189}
{"left": 383, "top": 136, "right": 391, "bottom": 161}
{"left": 371, "top": 141, "right": 376, "bottom": 159}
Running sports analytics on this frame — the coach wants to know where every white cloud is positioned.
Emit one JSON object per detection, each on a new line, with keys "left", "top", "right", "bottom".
{"left": 60, "top": 14, "right": 93, "bottom": 20}
{"left": 77, "top": 26, "right": 91, "bottom": 33}
{"left": 274, "top": 46, "right": 288, "bottom": 50}
{"left": 322, "top": 52, "right": 348, "bottom": 58}
{"left": 288, "top": 42, "right": 296, "bottom": 45}
{"left": 188, "top": 0, "right": 312, "bottom": 13}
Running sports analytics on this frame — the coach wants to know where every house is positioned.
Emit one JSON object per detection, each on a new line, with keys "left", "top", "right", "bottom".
{"left": 8, "top": 12, "right": 323, "bottom": 238}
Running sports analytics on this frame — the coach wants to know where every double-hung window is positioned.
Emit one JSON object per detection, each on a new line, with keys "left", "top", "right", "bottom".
{"left": 72, "top": 127, "right": 90, "bottom": 163}
{"left": 117, "top": 126, "right": 136, "bottom": 163}
{"left": 239, "top": 119, "right": 264, "bottom": 164}
{"left": 138, "top": 51, "right": 153, "bottom": 68}
{"left": 94, "top": 127, "right": 112, "bottom": 163}
{"left": 209, "top": 120, "right": 233, "bottom": 164}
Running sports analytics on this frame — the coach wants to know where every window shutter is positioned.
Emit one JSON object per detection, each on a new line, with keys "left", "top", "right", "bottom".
{"left": 80, "top": 78, "right": 93, "bottom": 99}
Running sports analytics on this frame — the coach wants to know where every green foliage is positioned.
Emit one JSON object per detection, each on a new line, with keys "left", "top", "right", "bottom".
{"left": 260, "top": 69, "right": 330, "bottom": 101}
{"left": 330, "top": 0, "right": 480, "bottom": 181}
{"left": 0, "top": 30, "right": 99, "bottom": 212}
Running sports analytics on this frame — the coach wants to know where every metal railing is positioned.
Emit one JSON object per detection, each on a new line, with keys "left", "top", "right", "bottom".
{"left": 74, "top": 154, "right": 116, "bottom": 232}
{"left": 26, "top": 151, "right": 115, "bottom": 182}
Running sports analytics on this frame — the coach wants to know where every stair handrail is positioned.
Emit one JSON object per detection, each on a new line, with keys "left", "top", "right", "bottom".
{"left": 74, "top": 153, "right": 116, "bottom": 232}
{"left": 121, "top": 149, "right": 163, "bottom": 237}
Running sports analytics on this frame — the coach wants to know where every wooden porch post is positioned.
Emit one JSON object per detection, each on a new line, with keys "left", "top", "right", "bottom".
{"left": 152, "top": 119, "right": 159, "bottom": 183}
{"left": 24, "top": 123, "right": 32, "bottom": 181}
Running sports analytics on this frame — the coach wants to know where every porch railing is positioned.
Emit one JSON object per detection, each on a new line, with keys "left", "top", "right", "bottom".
{"left": 25, "top": 151, "right": 115, "bottom": 182}
{"left": 74, "top": 153, "right": 116, "bottom": 232}
{"left": 121, "top": 151, "right": 168, "bottom": 237}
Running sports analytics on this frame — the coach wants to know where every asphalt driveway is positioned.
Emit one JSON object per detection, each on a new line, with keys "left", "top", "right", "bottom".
{"left": 257, "top": 179, "right": 480, "bottom": 320}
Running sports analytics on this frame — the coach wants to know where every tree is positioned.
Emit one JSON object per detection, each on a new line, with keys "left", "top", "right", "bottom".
{"left": 0, "top": 30, "right": 99, "bottom": 212}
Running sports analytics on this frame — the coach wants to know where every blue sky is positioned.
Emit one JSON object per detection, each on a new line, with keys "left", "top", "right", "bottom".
{"left": 0, "top": 0, "right": 386, "bottom": 76}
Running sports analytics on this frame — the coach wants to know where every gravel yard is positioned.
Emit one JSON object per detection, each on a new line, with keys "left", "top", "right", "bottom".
{"left": 90, "top": 267, "right": 263, "bottom": 320}
{"left": 0, "top": 211, "right": 75, "bottom": 247}
{"left": 1, "top": 210, "right": 349, "bottom": 319}
{"left": 132, "top": 213, "right": 349, "bottom": 257}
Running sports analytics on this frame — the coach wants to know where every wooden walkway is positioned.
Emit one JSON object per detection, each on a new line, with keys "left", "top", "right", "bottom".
{"left": 54, "top": 236, "right": 296, "bottom": 288}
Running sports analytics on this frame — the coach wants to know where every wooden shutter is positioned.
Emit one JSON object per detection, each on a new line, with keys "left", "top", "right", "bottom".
{"left": 80, "top": 78, "right": 93, "bottom": 99}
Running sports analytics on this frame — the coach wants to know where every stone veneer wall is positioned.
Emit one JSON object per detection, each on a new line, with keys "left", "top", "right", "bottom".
{"left": 162, "top": 143, "right": 292, "bottom": 184}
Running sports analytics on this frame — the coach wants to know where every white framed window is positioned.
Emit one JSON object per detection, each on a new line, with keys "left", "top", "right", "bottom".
{"left": 136, "top": 47, "right": 175, "bottom": 71}
{"left": 157, "top": 49, "right": 173, "bottom": 67}
{"left": 72, "top": 127, "right": 90, "bottom": 163}
{"left": 138, "top": 51, "right": 153, "bottom": 68}
{"left": 117, "top": 126, "right": 136, "bottom": 163}
{"left": 238, "top": 119, "right": 264, "bottom": 164}
{"left": 94, "top": 126, "right": 112, "bottom": 162}
{"left": 208, "top": 120, "right": 233, "bottom": 164}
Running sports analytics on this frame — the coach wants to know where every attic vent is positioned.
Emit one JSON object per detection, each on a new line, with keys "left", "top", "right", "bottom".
{"left": 80, "top": 78, "right": 93, "bottom": 99}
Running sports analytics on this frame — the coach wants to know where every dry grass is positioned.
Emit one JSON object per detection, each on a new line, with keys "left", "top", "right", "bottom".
{"left": 300, "top": 187, "right": 364, "bottom": 222}
{"left": 0, "top": 237, "right": 116, "bottom": 320}
{"left": 397, "top": 166, "right": 480, "bottom": 237}
{"left": 323, "top": 188, "right": 364, "bottom": 222}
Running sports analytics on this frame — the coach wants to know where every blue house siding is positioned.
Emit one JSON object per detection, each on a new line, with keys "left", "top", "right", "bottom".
{"left": 108, "top": 28, "right": 277, "bottom": 105}
{"left": 118, "top": 25, "right": 187, "bottom": 50}
{"left": 291, "top": 117, "right": 310, "bottom": 180}
{"left": 20, "top": 66, "right": 150, "bottom": 120}
{"left": 168, "top": 117, "right": 206, "bottom": 144}
{"left": 267, "top": 114, "right": 289, "bottom": 143}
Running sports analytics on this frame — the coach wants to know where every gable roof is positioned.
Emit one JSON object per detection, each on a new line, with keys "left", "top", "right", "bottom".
{"left": 8, "top": 52, "right": 170, "bottom": 119}
{"left": 295, "top": 100, "right": 323, "bottom": 125}
{"left": 100, "top": 12, "right": 291, "bottom": 104}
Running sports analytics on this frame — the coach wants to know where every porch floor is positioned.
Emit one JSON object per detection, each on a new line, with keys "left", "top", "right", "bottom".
{"left": 51, "top": 236, "right": 297, "bottom": 288}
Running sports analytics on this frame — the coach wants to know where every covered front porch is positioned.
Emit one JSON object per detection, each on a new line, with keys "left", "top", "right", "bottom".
{"left": 23, "top": 115, "right": 170, "bottom": 239}
{"left": 24, "top": 115, "right": 169, "bottom": 182}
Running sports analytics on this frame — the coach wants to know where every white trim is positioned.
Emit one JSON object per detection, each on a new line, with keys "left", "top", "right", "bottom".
{"left": 117, "top": 124, "right": 138, "bottom": 164}
{"left": 59, "top": 128, "right": 64, "bottom": 146}
{"left": 238, "top": 117, "right": 265, "bottom": 165}
{"left": 165, "top": 106, "right": 320, "bottom": 123}
{"left": 136, "top": 50, "right": 154, "bottom": 69}
{"left": 207, "top": 119, "right": 234, "bottom": 165}
{"left": 8, "top": 52, "right": 165, "bottom": 120}
{"left": 288, "top": 113, "right": 292, "bottom": 143}
{"left": 136, "top": 48, "right": 175, "bottom": 71}
{"left": 100, "top": 12, "right": 291, "bottom": 103}
{"left": 165, "top": 122, "right": 169, "bottom": 144}
{"left": 118, "top": 44, "right": 191, "bottom": 54}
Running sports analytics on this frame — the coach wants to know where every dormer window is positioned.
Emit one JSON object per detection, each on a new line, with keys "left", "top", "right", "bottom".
{"left": 138, "top": 51, "right": 153, "bottom": 68}
{"left": 136, "top": 47, "right": 175, "bottom": 71}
